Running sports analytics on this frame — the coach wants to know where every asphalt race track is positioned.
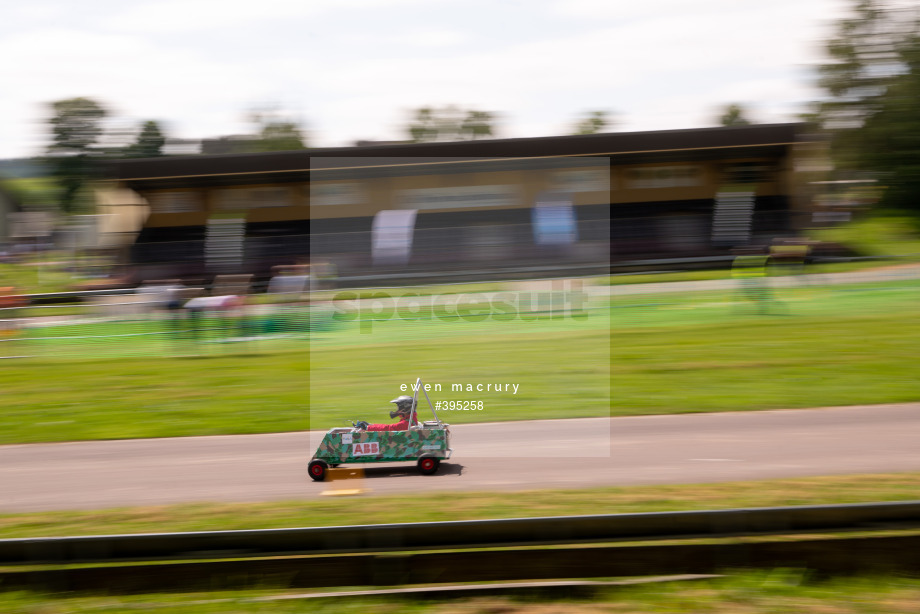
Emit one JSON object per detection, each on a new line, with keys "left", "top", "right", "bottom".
{"left": 1, "top": 403, "right": 919, "bottom": 512}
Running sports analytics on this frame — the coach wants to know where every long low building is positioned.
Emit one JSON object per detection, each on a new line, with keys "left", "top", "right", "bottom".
{"left": 104, "top": 123, "right": 812, "bottom": 284}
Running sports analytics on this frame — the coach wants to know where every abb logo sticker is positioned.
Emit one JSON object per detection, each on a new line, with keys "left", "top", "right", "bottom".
{"left": 352, "top": 442, "right": 380, "bottom": 456}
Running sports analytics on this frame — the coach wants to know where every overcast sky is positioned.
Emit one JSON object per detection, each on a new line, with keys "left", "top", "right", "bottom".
{"left": 1, "top": 0, "right": 855, "bottom": 159}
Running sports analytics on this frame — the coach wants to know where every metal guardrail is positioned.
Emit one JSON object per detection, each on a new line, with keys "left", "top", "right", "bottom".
{"left": 3, "top": 501, "right": 919, "bottom": 565}
{"left": 7, "top": 535, "right": 920, "bottom": 594}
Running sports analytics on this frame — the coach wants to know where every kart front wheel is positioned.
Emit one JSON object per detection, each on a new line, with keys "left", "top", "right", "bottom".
{"left": 308, "top": 459, "right": 328, "bottom": 481}
{"left": 417, "top": 456, "right": 440, "bottom": 475}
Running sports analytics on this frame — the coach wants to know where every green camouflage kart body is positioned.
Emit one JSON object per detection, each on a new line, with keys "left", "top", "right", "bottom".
{"left": 312, "top": 425, "right": 451, "bottom": 464}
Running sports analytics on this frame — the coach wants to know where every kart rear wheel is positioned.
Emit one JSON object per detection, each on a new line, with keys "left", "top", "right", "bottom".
{"left": 417, "top": 456, "right": 440, "bottom": 475}
{"left": 308, "top": 459, "right": 328, "bottom": 481}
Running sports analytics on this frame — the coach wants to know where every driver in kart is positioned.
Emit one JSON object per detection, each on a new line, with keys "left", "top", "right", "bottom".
{"left": 356, "top": 395, "right": 418, "bottom": 431}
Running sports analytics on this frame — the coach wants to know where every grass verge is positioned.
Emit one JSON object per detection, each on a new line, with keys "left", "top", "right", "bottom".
{"left": 0, "top": 472, "right": 917, "bottom": 539}
{"left": 1, "top": 572, "right": 919, "bottom": 613}
{"left": 3, "top": 277, "right": 920, "bottom": 442}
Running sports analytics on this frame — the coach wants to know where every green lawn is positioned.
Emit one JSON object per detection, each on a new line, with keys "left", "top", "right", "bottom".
{"left": 0, "top": 257, "right": 83, "bottom": 296}
{"left": 1, "top": 276, "right": 919, "bottom": 443}
{"left": 0, "top": 350, "right": 309, "bottom": 443}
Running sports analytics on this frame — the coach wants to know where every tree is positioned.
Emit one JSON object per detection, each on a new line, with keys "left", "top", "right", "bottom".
{"left": 814, "top": 0, "right": 920, "bottom": 211}
{"left": 127, "top": 120, "right": 166, "bottom": 158}
{"left": 718, "top": 104, "right": 751, "bottom": 127}
{"left": 203, "top": 109, "right": 308, "bottom": 154}
{"left": 573, "top": 110, "right": 611, "bottom": 135}
{"left": 48, "top": 97, "right": 107, "bottom": 155}
{"left": 256, "top": 120, "right": 307, "bottom": 151}
{"left": 248, "top": 109, "right": 307, "bottom": 152}
{"left": 857, "top": 39, "right": 920, "bottom": 211}
{"left": 46, "top": 97, "right": 107, "bottom": 213}
{"left": 408, "top": 107, "right": 439, "bottom": 142}
{"left": 406, "top": 106, "right": 496, "bottom": 142}
{"left": 459, "top": 110, "right": 495, "bottom": 140}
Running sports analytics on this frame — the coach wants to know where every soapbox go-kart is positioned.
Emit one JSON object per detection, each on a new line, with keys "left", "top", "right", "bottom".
{"left": 308, "top": 378, "right": 452, "bottom": 481}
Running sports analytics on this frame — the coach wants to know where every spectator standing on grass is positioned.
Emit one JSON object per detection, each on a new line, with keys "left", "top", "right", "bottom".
{"left": 732, "top": 246, "right": 774, "bottom": 314}
{"left": 183, "top": 294, "right": 242, "bottom": 344}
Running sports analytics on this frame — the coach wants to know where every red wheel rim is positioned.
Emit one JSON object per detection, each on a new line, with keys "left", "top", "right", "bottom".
{"left": 310, "top": 464, "right": 323, "bottom": 476}
{"left": 421, "top": 458, "right": 434, "bottom": 471}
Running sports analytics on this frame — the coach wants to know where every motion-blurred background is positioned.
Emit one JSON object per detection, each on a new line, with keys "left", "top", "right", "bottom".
{"left": 3, "top": 1, "right": 920, "bottom": 610}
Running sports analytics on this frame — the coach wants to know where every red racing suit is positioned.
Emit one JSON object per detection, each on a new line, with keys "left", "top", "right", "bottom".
{"left": 365, "top": 417, "right": 417, "bottom": 431}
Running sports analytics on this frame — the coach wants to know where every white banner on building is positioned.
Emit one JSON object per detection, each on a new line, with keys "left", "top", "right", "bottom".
{"left": 532, "top": 191, "right": 578, "bottom": 246}
{"left": 372, "top": 209, "right": 417, "bottom": 266}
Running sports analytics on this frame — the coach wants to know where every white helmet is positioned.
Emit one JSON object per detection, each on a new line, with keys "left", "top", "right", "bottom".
{"left": 389, "top": 395, "right": 415, "bottom": 417}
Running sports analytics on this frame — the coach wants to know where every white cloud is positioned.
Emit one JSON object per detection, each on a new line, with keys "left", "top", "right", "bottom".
{"left": 394, "top": 29, "right": 468, "bottom": 48}
{"left": 0, "top": 0, "right": 858, "bottom": 157}
{"left": 100, "top": 0, "right": 440, "bottom": 33}
{"left": 100, "top": 0, "right": 316, "bottom": 33}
